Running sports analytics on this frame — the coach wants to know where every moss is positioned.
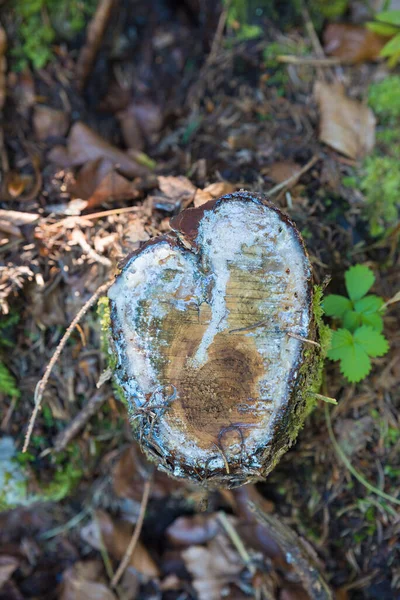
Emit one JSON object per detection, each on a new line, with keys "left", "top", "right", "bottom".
{"left": 368, "top": 76, "right": 400, "bottom": 123}
{"left": 97, "top": 296, "right": 127, "bottom": 407}
{"left": 11, "top": 0, "right": 97, "bottom": 71}
{"left": 360, "top": 155, "right": 400, "bottom": 237}
{"left": 0, "top": 437, "right": 82, "bottom": 511}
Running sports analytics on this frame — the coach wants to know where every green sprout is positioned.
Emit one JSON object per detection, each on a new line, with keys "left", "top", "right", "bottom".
{"left": 324, "top": 265, "right": 389, "bottom": 383}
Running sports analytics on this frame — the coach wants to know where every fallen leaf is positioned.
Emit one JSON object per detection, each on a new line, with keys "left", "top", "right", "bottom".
{"left": 0, "top": 556, "right": 19, "bottom": 588}
{"left": 323, "top": 24, "right": 389, "bottom": 63}
{"left": 59, "top": 560, "right": 117, "bottom": 600}
{"left": 268, "top": 161, "right": 303, "bottom": 185}
{"left": 117, "top": 100, "right": 163, "bottom": 149}
{"left": 314, "top": 81, "right": 375, "bottom": 159}
{"left": 4, "top": 172, "right": 33, "bottom": 199}
{"left": 166, "top": 514, "right": 219, "bottom": 547}
{"left": 182, "top": 532, "right": 243, "bottom": 600}
{"left": 81, "top": 510, "right": 160, "bottom": 579}
{"left": 49, "top": 122, "right": 150, "bottom": 178}
{"left": 150, "top": 176, "right": 196, "bottom": 212}
{"left": 86, "top": 171, "right": 139, "bottom": 209}
{"left": 335, "top": 416, "right": 373, "bottom": 456}
{"left": 194, "top": 182, "right": 237, "bottom": 207}
{"left": 280, "top": 584, "right": 310, "bottom": 600}
{"left": 33, "top": 105, "right": 70, "bottom": 141}
{"left": 112, "top": 444, "right": 177, "bottom": 504}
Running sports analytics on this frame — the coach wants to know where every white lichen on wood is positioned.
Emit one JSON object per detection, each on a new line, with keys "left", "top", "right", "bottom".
{"left": 108, "top": 192, "right": 323, "bottom": 487}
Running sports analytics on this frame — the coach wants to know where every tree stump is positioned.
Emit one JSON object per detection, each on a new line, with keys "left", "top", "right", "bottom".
{"left": 106, "top": 192, "right": 326, "bottom": 488}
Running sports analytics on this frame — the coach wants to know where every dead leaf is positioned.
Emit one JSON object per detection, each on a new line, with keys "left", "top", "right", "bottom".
{"left": 49, "top": 122, "right": 150, "bottom": 178}
{"left": 11, "top": 68, "right": 35, "bottom": 118}
{"left": 268, "top": 161, "right": 303, "bottom": 185}
{"left": 112, "top": 444, "right": 177, "bottom": 504}
{"left": 59, "top": 560, "right": 117, "bottom": 600}
{"left": 81, "top": 510, "right": 160, "bottom": 579}
{"left": 194, "top": 182, "right": 237, "bottom": 207}
{"left": 0, "top": 556, "right": 19, "bottom": 588}
{"left": 335, "top": 417, "right": 372, "bottom": 457}
{"left": 323, "top": 24, "right": 389, "bottom": 64}
{"left": 33, "top": 105, "right": 70, "bottom": 141}
{"left": 117, "top": 100, "right": 163, "bottom": 149}
{"left": 314, "top": 81, "right": 375, "bottom": 159}
{"left": 182, "top": 532, "right": 243, "bottom": 600}
{"left": 4, "top": 172, "right": 33, "bottom": 199}
{"left": 150, "top": 176, "right": 196, "bottom": 212}
{"left": 0, "top": 25, "right": 6, "bottom": 110}
{"left": 280, "top": 584, "right": 310, "bottom": 600}
{"left": 166, "top": 514, "right": 219, "bottom": 547}
{"left": 86, "top": 171, "right": 139, "bottom": 210}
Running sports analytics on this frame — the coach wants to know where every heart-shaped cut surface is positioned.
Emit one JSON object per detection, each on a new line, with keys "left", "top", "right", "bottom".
{"left": 108, "top": 192, "right": 321, "bottom": 487}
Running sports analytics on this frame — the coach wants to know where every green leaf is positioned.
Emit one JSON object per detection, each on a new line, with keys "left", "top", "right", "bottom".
{"left": 342, "top": 310, "right": 362, "bottom": 331}
{"left": 328, "top": 329, "right": 371, "bottom": 383}
{"left": 361, "top": 312, "right": 384, "bottom": 332}
{"left": 345, "top": 265, "right": 375, "bottom": 301}
{"left": 354, "top": 326, "right": 389, "bottom": 357}
{"left": 380, "top": 33, "right": 400, "bottom": 57}
{"left": 367, "top": 22, "right": 400, "bottom": 36}
{"left": 376, "top": 10, "right": 400, "bottom": 26}
{"left": 354, "top": 295, "right": 384, "bottom": 314}
{"left": 327, "top": 328, "right": 353, "bottom": 360}
{"left": 323, "top": 294, "right": 352, "bottom": 318}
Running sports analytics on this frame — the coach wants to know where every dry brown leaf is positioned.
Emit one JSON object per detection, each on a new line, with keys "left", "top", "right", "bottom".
{"left": 59, "top": 560, "right": 117, "bottom": 600}
{"left": 86, "top": 171, "right": 138, "bottom": 209}
{"left": 0, "top": 25, "right": 6, "bottom": 110}
{"left": 151, "top": 176, "right": 196, "bottom": 211}
{"left": 314, "top": 81, "right": 375, "bottom": 159}
{"left": 268, "top": 161, "right": 302, "bottom": 185}
{"left": 182, "top": 532, "right": 243, "bottom": 600}
{"left": 323, "top": 24, "right": 389, "bottom": 64}
{"left": 49, "top": 122, "right": 150, "bottom": 178}
{"left": 194, "top": 181, "right": 237, "bottom": 207}
{"left": 112, "top": 444, "right": 177, "bottom": 504}
{"left": 33, "top": 105, "right": 70, "bottom": 141}
{"left": 70, "top": 158, "right": 114, "bottom": 199}
{"left": 117, "top": 100, "right": 163, "bottom": 149}
{"left": 166, "top": 514, "right": 219, "bottom": 547}
{"left": 0, "top": 556, "right": 19, "bottom": 588}
{"left": 81, "top": 510, "right": 160, "bottom": 579}
{"left": 4, "top": 172, "right": 33, "bottom": 199}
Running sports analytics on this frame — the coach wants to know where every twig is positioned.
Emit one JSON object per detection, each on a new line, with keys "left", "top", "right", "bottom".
{"left": 325, "top": 404, "right": 400, "bottom": 506}
{"left": 288, "top": 332, "right": 321, "bottom": 347}
{"left": 309, "top": 392, "right": 337, "bottom": 405}
{"left": 76, "top": 0, "right": 115, "bottom": 91}
{"left": 267, "top": 155, "right": 319, "bottom": 196}
{"left": 52, "top": 392, "right": 107, "bottom": 452}
{"left": 111, "top": 476, "right": 152, "bottom": 588}
{"left": 217, "top": 511, "right": 255, "bottom": 575}
{"left": 22, "top": 279, "right": 114, "bottom": 453}
{"left": 277, "top": 55, "right": 342, "bottom": 66}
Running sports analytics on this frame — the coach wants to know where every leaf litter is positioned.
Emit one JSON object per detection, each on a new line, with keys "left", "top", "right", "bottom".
{"left": 0, "top": 1, "right": 399, "bottom": 599}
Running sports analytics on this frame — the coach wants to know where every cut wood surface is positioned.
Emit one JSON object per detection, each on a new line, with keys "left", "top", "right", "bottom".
{"left": 108, "top": 192, "right": 323, "bottom": 487}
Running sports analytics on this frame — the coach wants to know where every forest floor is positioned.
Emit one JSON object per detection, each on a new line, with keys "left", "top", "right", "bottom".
{"left": 0, "top": 1, "right": 399, "bottom": 599}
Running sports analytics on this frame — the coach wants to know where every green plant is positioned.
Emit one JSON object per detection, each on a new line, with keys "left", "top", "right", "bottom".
{"left": 368, "top": 76, "right": 400, "bottom": 122}
{"left": 361, "top": 155, "right": 400, "bottom": 236}
{"left": 367, "top": 10, "right": 400, "bottom": 67}
{"left": 324, "top": 265, "right": 389, "bottom": 383}
{"left": 0, "top": 362, "right": 20, "bottom": 398}
{"left": 11, "top": 0, "right": 97, "bottom": 71}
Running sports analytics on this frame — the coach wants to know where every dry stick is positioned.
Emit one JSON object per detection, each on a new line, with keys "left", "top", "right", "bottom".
{"left": 267, "top": 155, "right": 319, "bottom": 196}
{"left": 22, "top": 279, "right": 114, "bottom": 453}
{"left": 277, "top": 55, "right": 342, "bottom": 66}
{"left": 111, "top": 477, "right": 152, "bottom": 588}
